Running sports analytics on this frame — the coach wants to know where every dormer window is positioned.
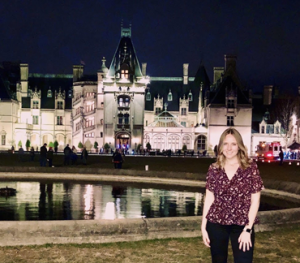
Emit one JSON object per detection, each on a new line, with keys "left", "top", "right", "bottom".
{"left": 188, "top": 90, "right": 193, "bottom": 101}
{"left": 68, "top": 89, "right": 72, "bottom": 98}
{"left": 168, "top": 90, "right": 173, "bottom": 101}
{"left": 120, "top": 63, "right": 130, "bottom": 79}
{"left": 57, "top": 101, "right": 63, "bottom": 109}
{"left": 146, "top": 91, "right": 151, "bottom": 101}
{"left": 33, "top": 101, "right": 39, "bottom": 109}
{"left": 227, "top": 99, "right": 234, "bottom": 108}
{"left": 47, "top": 88, "right": 52, "bottom": 98}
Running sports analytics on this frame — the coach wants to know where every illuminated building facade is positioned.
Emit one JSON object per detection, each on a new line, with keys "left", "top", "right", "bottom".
{"left": 1, "top": 26, "right": 294, "bottom": 155}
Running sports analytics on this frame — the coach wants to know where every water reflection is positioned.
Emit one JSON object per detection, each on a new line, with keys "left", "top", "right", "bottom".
{"left": 0, "top": 181, "right": 204, "bottom": 221}
{"left": 0, "top": 181, "right": 299, "bottom": 221}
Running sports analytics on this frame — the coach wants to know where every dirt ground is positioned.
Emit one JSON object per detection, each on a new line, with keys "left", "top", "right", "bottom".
{"left": 0, "top": 224, "right": 299, "bottom": 263}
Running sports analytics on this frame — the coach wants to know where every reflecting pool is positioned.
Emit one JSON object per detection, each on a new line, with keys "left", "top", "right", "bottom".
{"left": 0, "top": 181, "right": 299, "bottom": 221}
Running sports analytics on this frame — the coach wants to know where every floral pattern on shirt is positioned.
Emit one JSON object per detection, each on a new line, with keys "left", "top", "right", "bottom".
{"left": 205, "top": 161, "right": 264, "bottom": 226}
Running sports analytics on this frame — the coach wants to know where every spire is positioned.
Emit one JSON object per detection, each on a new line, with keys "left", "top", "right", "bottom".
{"left": 198, "top": 82, "right": 203, "bottom": 124}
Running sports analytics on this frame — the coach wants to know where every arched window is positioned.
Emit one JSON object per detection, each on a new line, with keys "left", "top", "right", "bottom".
{"left": 47, "top": 88, "right": 52, "bottom": 98}
{"left": 197, "top": 135, "right": 206, "bottom": 150}
{"left": 146, "top": 91, "right": 151, "bottom": 101}
{"left": 188, "top": 90, "right": 193, "bottom": 101}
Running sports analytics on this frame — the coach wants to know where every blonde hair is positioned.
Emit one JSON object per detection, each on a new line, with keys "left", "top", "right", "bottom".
{"left": 215, "top": 128, "right": 251, "bottom": 169}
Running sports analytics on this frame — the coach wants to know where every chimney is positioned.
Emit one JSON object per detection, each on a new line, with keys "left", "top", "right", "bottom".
{"left": 142, "top": 63, "right": 147, "bottom": 76}
{"left": 73, "top": 65, "right": 84, "bottom": 82}
{"left": 263, "top": 85, "right": 273, "bottom": 105}
{"left": 213, "top": 67, "right": 224, "bottom": 84}
{"left": 183, "top": 63, "right": 189, "bottom": 85}
{"left": 20, "top": 63, "right": 29, "bottom": 94}
{"left": 224, "top": 55, "right": 237, "bottom": 72}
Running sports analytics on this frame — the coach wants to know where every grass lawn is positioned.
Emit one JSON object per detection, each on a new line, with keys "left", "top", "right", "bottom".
{"left": 0, "top": 152, "right": 300, "bottom": 262}
{"left": 0, "top": 224, "right": 299, "bottom": 262}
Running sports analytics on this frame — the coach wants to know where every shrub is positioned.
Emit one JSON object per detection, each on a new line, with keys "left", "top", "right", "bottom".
{"left": 182, "top": 144, "right": 187, "bottom": 151}
{"left": 94, "top": 141, "right": 98, "bottom": 149}
{"left": 78, "top": 142, "right": 83, "bottom": 149}
{"left": 146, "top": 142, "right": 151, "bottom": 150}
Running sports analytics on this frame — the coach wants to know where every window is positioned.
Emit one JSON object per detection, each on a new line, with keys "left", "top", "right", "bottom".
{"left": 47, "top": 89, "right": 52, "bottom": 98}
{"left": 261, "top": 126, "right": 265, "bottom": 134}
{"left": 124, "top": 115, "right": 129, "bottom": 124}
{"left": 118, "top": 116, "right": 123, "bottom": 124}
{"left": 275, "top": 126, "right": 279, "bottom": 134}
{"left": 33, "top": 101, "right": 39, "bottom": 109}
{"left": 86, "top": 92, "right": 95, "bottom": 98}
{"left": 168, "top": 90, "right": 173, "bottom": 101}
{"left": 188, "top": 91, "right": 193, "bottom": 101}
{"left": 85, "top": 102, "right": 94, "bottom": 113}
{"left": 76, "top": 122, "right": 81, "bottom": 131}
{"left": 101, "top": 102, "right": 104, "bottom": 107}
{"left": 85, "top": 133, "right": 94, "bottom": 138}
{"left": 146, "top": 91, "right": 151, "bottom": 101}
{"left": 33, "top": 116, "right": 38, "bottom": 125}
{"left": 155, "top": 107, "right": 161, "bottom": 114}
{"left": 181, "top": 122, "right": 186, "bottom": 127}
{"left": 266, "top": 124, "right": 274, "bottom": 134}
{"left": 121, "top": 69, "right": 129, "bottom": 79}
{"left": 146, "top": 120, "right": 148, "bottom": 126}
{"left": 227, "top": 99, "right": 234, "bottom": 108}
{"left": 1, "top": 135, "right": 5, "bottom": 145}
{"left": 119, "top": 98, "right": 123, "bottom": 107}
{"left": 197, "top": 135, "right": 206, "bottom": 150}
{"left": 75, "top": 107, "right": 81, "bottom": 116}
{"left": 57, "top": 116, "right": 63, "bottom": 125}
{"left": 182, "top": 136, "right": 190, "bottom": 148}
{"left": 57, "top": 101, "right": 63, "bottom": 109}
{"left": 100, "top": 119, "right": 104, "bottom": 125}
{"left": 227, "top": 116, "right": 234, "bottom": 126}
{"left": 85, "top": 118, "right": 94, "bottom": 128}
{"left": 181, "top": 108, "right": 187, "bottom": 116}
{"left": 68, "top": 90, "right": 72, "bottom": 98}
{"left": 100, "top": 132, "right": 103, "bottom": 138}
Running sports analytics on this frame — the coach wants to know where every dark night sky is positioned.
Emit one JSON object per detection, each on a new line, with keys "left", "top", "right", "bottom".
{"left": 1, "top": 0, "right": 300, "bottom": 92}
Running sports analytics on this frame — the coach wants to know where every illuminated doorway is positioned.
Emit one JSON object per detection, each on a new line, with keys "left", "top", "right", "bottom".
{"left": 115, "top": 133, "right": 130, "bottom": 150}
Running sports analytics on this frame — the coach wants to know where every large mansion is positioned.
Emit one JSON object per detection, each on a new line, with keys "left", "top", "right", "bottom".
{"left": 0, "top": 26, "right": 299, "bottom": 155}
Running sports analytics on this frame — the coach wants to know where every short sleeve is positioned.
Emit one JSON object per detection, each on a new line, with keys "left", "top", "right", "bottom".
{"left": 205, "top": 164, "right": 216, "bottom": 192}
{"left": 251, "top": 162, "right": 264, "bottom": 193}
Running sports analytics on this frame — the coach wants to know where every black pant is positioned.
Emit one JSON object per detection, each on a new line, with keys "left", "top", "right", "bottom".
{"left": 206, "top": 221, "right": 255, "bottom": 263}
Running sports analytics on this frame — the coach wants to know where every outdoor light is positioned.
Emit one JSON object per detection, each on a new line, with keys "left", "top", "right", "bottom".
{"left": 297, "top": 162, "right": 299, "bottom": 166}
{"left": 289, "top": 162, "right": 292, "bottom": 165}
{"left": 268, "top": 160, "right": 270, "bottom": 163}
{"left": 262, "top": 160, "right": 264, "bottom": 162}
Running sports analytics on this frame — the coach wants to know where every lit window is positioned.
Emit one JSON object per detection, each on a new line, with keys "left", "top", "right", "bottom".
{"left": 57, "top": 116, "right": 63, "bottom": 125}
{"left": 227, "top": 116, "right": 234, "bottom": 126}
{"left": 33, "top": 116, "right": 39, "bottom": 125}
{"left": 57, "top": 101, "right": 63, "bottom": 109}
{"left": 181, "top": 108, "right": 187, "bottom": 115}
{"left": 1, "top": 135, "right": 5, "bottom": 145}
{"left": 121, "top": 69, "right": 129, "bottom": 79}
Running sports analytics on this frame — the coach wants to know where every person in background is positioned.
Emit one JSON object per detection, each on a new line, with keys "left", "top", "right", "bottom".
{"left": 18, "top": 145, "right": 24, "bottom": 161}
{"left": 201, "top": 128, "right": 264, "bottom": 263}
{"left": 30, "top": 146, "right": 35, "bottom": 162}
{"left": 40, "top": 143, "right": 47, "bottom": 167}
{"left": 63, "top": 144, "right": 71, "bottom": 165}
{"left": 54, "top": 145, "right": 58, "bottom": 154}
{"left": 279, "top": 146, "right": 284, "bottom": 166}
{"left": 47, "top": 147, "right": 54, "bottom": 167}
{"left": 112, "top": 149, "right": 123, "bottom": 169}
{"left": 81, "top": 146, "right": 88, "bottom": 165}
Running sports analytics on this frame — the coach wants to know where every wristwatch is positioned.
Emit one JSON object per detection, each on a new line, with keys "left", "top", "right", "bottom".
{"left": 243, "top": 227, "right": 252, "bottom": 234}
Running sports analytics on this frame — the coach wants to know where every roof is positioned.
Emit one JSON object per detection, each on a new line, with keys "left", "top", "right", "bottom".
{"left": 108, "top": 35, "right": 143, "bottom": 79}
{"left": 145, "top": 64, "right": 211, "bottom": 112}
{"left": 26, "top": 75, "right": 73, "bottom": 109}
{"left": 0, "top": 61, "right": 20, "bottom": 101}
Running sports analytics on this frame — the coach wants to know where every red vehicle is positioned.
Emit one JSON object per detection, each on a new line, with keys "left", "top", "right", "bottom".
{"left": 255, "top": 141, "right": 281, "bottom": 160}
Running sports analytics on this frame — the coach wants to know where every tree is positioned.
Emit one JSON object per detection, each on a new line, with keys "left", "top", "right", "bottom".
{"left": 146, "top": 142, "right": 151, "bottom": 151}
{"left": 94, "top": 141, "right": 98, "bottom": 150}
{"left": 25, "top": 139, "right": 31, "bottom": 150}
{"left": 54, "top": 140, "right": 59, "bottom": 148}
{"left": 104, "top": 143, "right": 110, "bottom": 153}
{"left": 271, "top": 96, "right": 296, "bottom": 148}
{"left": 78, "top": 142, "right": 83, "bottom": 149}
{"left": 48, "top": 141, "right": 54, "bottom": 148}
{"left": 18, "top": 140, "right": 22, "bottom": 148}
{"left": 182, "top": 144, "right": 187, "bottom": 151}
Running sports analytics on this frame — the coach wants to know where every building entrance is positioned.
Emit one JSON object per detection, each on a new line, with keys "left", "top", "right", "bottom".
{"left": 116, "top": 133, "right": 130, "bottom": 150}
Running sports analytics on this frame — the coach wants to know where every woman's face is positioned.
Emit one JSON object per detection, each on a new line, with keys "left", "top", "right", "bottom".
{"left": 222, "top": 134, "right": 239, "bottom": 161}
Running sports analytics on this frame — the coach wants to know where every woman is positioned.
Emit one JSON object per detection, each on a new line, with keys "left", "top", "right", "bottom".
{"left": 47, "top": 147, "right": 54, "bottom": 167}
{"left": 201, "top": 128, "right": 264, "bottom": 263}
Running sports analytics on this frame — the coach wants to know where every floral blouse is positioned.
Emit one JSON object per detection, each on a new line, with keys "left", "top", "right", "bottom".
{"left": 205, "top": 161, "right": 264, "bottom": 226}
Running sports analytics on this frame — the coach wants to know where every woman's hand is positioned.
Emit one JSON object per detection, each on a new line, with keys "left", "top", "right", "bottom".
{"left": 201, "top": 229, "right": 210, "bottom": 248}
{"left": 238, "top": 231, "right": 252, "bottom": 252}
